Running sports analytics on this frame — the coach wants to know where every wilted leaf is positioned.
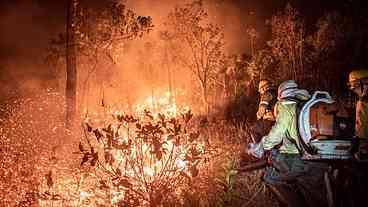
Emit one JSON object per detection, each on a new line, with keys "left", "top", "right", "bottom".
{"left": 104, "top": 152, "right": 113, "bottom": 164}
{"left": 117, "top": 114, "right": 124, "bottom": 122}
{"left": 93, "top": 129, "right": 103, "bottom": 142}
{"left": 174, "top": 136, "right": 181, "bottom": 146}
{"left": 158, "top": 113, "right": 165, "bottom": 121}
{"left": 85, "top": 123, "right": 93, "bottom": 132}
{"left": 184, "top": 153, "right": 192, "bottom": 162}
{"left": 174, "top": 124, "right": 182, "bottom": 135}
{"left": 102, "top": 124, "right": 112, "bottom": 133}
{"left": 156, "top": 151, "right": 163, "bottom": 160}
{"left": 189, "top": 131, "right": 200, "bottom": 142}
{"left": 182, "top": 110, "right": 193, "bottom": 123}
{"left": 118, "top": 178, "right": 132, "bottom": 188}
{"left": 190, "top": 164, "right": 199, "bottom": 177}
{"left": 99, "top": 180, "right": 109, "bottom": 190}
{"left": 81, "top": 153, "right": 89, "bottom": 166}
{"left": 180, "top": 171, "right": 191, "bottom": 180}
{"left": 46, "top": 171, "right": 53, "bottom": 188}
{"left": 107, "top": 134, "right": 113, "bottom": 148}
{"left": 79, "top": 142, "right": 85, "bottom": 152}
{"left": 167, "top": 134, "right": 175, "bottom": 140}
{"left": 144, "top": 109, "right": 154, "bottom": 120}
{"left": 116, "top": 168, "right": 122, "bottom": 176}
{"left": 101, "top": 98, "right": 105, "bottom": 107}
{"left": 90, "top": 152, "right": 99, "bottom": 166}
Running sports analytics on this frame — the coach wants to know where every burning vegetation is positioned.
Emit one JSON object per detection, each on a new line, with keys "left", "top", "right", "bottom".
{"left": 1, "top": 0, "right": 368, "bottom": 206}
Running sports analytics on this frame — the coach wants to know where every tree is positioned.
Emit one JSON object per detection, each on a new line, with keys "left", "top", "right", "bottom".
{"left": 65, "top": 0, "right": 77, "bottom": 129}
{"left": 306, "top": 12, "right": 352, "bottom": 93}
{"left": 269, "top": 4, "right": 305, "bottom": 82}
{"left": 165, "top": 0, "right": 226, "bottom": 116}
{"left": 48, "top": 0, "right": 153, "bottom": 124}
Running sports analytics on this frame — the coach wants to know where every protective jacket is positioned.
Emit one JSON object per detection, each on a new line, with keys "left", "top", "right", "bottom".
{"left": 356, "top": 99, "right": 368, "bottom": 139}
{"left": 262, "top": 99, "right": 300, "bottom": 154}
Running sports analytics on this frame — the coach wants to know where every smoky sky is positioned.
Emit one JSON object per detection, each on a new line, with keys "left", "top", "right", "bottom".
{"left": 0, "top": 0, "right": 357, "bottom": 101}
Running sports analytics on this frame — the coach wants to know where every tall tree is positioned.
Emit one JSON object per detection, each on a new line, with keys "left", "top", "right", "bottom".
{"left": 48, "top": 0, "right": 153, "bottom": 123}
{"left": 165, "top": 0, "right": 225, "bottom": 115}
{"left": 269, "top": 4, "right": 305, "bottom": 82}
{"left": 65, "top": 0, "right": 77, "bottom": 129}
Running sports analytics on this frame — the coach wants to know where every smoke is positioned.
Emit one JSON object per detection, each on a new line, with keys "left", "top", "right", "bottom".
{"left": 126, "top": 0, "right": 259, "bottom": 54}
{"left": 0, "top": 1, "right": 65, "bottom": 100}
{"left": 0, "top": 0, "right": 285, "bottom": 111}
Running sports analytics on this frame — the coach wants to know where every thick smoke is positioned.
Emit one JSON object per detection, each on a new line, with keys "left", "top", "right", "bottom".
{"left": 0, "top": 0, "right": 281, "bottom": 107}
{"left": 0, "top": 1, "right": 65, "bottom": 101}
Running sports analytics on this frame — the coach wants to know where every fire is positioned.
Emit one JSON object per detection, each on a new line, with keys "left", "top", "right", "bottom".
{"left": 35, "top": 89, "right": 208, "bottom": 206}
{"left": 134, "top": 89, "right": 183, "bottom": 118}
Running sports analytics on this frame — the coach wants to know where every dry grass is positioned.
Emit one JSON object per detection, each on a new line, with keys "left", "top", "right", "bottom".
{"left": 0, "top": 94, "right": 278, "bottom": 206}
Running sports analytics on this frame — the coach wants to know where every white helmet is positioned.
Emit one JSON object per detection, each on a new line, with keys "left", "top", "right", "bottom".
{"left": 278, "top": 80, "right": 298, "bottom": 99}
{"left": 278, "top": 80, "right": 310, "bottom": 101}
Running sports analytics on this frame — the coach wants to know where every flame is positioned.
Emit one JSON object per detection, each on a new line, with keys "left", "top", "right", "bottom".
{"left": 36, "top": 89, "right": 200, "bottom": 206}
{"left": 133, "top": 89, "right": 189, "bottom": 118}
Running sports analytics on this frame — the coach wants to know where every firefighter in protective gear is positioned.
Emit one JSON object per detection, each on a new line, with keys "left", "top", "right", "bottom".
{"left": 257, "top": 79, "right": 277, "bottom": 121}
{"left": 248, "top": 80, "right": 277, "bottom": 144}
{"left": 261, "top": 80, "right": 310, "bottom": 155}
{"left": 248, "top": 80, "right": 327, "bottom": 207}
{"left": 348, "top": 70, "right": 368, "bottom": 207}
{"left": 348, "top": 70, "right": 368, "bottom": 139}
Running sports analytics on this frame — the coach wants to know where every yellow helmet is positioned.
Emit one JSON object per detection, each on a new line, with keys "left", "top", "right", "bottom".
{"left": 348, "top": 70, "right": 368, "bottom": 89}
{"left": 258, "top": 79, "right": 274, "bottom": 94}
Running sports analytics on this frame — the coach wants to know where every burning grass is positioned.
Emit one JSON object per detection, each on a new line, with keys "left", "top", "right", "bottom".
{"left": 0, "top": 92, "right": 278, "bottom": 207}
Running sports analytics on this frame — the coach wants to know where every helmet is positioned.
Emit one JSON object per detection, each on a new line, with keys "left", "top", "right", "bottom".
{"left": 349, "top": 70, "right": 368, "bottom": 83}
{"left": 277, "top": 80, "right": 298, "bottom": 98}
{"left": 348, "top": 70, "right": 368, "bottom": 89}
{"left": 258, "top": 79, "right": 274, "bottom": 94}
{"left": 277, "top": 80, "right": 310, "bottom": 100}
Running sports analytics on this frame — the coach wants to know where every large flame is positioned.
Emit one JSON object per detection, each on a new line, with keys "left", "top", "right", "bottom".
{"left": 38, "top": 89, "right": 204, "bottom": 207}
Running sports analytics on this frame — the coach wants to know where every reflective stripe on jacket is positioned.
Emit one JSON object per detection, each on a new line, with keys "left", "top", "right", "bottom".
{"left": 262, "top": 100, "right": 300, "bottom": 154}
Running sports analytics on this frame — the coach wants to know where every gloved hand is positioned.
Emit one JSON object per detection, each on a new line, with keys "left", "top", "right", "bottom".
{"left": 256, "top": 105, "right": 267, "bottom": 120}
{"left": 247, "top": 142, "right": 264, "bottom": 158}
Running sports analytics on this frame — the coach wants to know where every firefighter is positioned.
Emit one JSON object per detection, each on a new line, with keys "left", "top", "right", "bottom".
{"left": 348, "top": 70, "right": 368, "bottom": 139}
{"left": 257, "top": 79, "right": 276, "bottom": 121}
{"left": 248, "top": 79, "right": 277, "bottom": 143}
{"left": 257, "top": 79, "right": 277, "bottom": 121}
{"left": 348, "top": 70, "right": 368, "bottom": 207}
{"left": 248, "top": 80, "right": 327, "bottom": 207}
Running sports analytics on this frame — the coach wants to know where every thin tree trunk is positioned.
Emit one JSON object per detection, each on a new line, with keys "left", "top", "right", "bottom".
{"left": 165, "top": 48, "right": 173, "bottom": 104}
{"left": 66, "top": 0, "right": 77, "bottom": 129}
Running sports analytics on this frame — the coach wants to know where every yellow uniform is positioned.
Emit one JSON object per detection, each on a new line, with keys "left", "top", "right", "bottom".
{"left": 355, "top": 99, "right": 368, "bottom": 139}
{"left": 262, "top": 100, "right": 300, "bottom": 154}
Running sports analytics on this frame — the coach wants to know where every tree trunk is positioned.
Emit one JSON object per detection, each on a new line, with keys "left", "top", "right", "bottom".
{"left": 202, "top": 84, "right": 210, "bottom": 117}
{"left": 165, "top": 47, "right": 173, "bottom": 104}
{"left": 65, "top": 0, "right": 77, "bottom": 129}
